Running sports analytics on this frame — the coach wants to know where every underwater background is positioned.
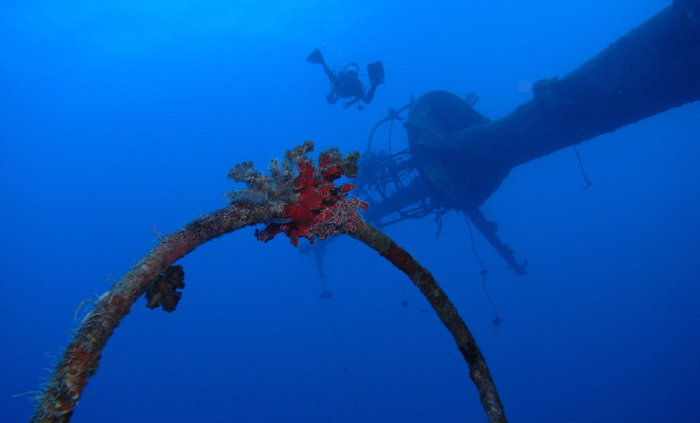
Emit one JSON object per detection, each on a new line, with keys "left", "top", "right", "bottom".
{"left": 2, "top": 1, "right": 699, "bottom": 422}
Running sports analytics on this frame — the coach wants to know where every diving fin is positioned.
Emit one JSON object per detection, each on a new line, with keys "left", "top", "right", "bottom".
{"left": 367, "top": 61, "right": 385, "bottom": 85}
{"left": 306, "top": 48, "right": 325, "bottom": 65}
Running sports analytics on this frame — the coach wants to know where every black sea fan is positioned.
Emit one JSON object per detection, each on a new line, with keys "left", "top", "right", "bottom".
{"left": 145, "top": 265, "right": 185, "bottom": 312}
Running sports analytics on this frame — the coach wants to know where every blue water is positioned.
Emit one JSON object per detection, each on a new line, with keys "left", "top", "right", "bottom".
{"left": 2, "top": 1, "right": 699, "bottom": 422}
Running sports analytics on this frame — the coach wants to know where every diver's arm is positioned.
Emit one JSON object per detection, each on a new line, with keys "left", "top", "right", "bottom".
{"left": 343, "top": 96, "right": 361, "bottom": 109}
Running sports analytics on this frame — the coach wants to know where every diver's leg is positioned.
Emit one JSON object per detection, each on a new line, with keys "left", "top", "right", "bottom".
{"left": 363, "top": 83, "right": 380, "bottom": 104}
{"left": 307, "top": 48, "right": 338, "bottom": 84}
{"left": 322, "top": 64, "right": 338, "bottom": 84}
{"left": 367, "top": 61, "right": 385, "bottom": 86}
{"left": 363, "top": 63, "right": 384, "bottom": 104}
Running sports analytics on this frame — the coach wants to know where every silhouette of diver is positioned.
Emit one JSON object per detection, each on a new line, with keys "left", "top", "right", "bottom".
{"left": 306, "top": 48, "right": 384, "bottom": 110}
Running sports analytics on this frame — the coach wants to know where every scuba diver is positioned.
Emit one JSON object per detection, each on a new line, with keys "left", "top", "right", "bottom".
{"left": 306, "top": 48, "right": 384, "bottom": 110}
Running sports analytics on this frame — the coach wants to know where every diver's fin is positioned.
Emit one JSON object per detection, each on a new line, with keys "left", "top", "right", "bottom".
{"left": 306, "top": 48, "right": 325, "bottom": 65}
{"left": 367, "top": 61, "right": 385, "bottom": 85}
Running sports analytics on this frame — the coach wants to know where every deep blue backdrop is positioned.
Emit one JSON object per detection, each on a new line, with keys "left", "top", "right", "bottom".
{"left": 2, "top": 1, "right": 698, "bottom": 422}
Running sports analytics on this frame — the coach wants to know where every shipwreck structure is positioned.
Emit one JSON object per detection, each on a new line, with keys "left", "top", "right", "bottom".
{"left": 360, "top": 0, "right": 700, "bottom": 272}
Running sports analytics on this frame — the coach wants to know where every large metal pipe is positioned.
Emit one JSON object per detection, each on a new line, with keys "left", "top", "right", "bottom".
{"left": 407, "top": 0, "right": 700, "bottom": 210}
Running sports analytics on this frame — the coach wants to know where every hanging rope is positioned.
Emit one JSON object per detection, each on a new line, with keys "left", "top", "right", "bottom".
{"left": 573, "top": 145, "right": 592, "bottom": 190}
{"left": 465, "top": 213, "right": 501, "bottom": 330}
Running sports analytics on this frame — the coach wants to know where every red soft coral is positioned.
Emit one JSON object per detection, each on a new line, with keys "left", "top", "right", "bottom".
{"left": 255, "top": 147, "right": 367, "bottom": 246}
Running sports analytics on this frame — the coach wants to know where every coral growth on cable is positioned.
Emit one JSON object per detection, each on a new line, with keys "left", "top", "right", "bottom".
{"left": 145, "top": 265, "right": 185, "bottom": 312}
{"left": 227, "top": 141, "right": 367, "bottom": 246}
